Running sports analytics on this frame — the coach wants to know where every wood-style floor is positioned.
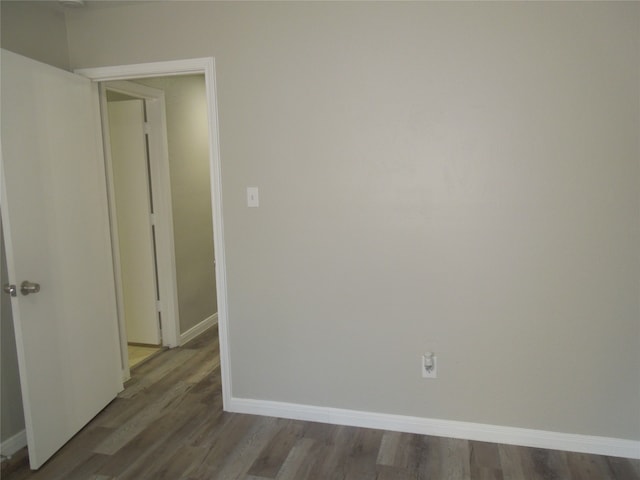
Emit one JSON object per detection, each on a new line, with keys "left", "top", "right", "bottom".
{"left": 127, "top": 344, "right": 162, "bottom": 369}
{"left": 2, "top": 326, "right": 639, "bottom": 480}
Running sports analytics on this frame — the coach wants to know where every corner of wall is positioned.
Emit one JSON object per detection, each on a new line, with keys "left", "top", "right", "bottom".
{"left": 1, "top": 1, "right": 71, "bottom": 70}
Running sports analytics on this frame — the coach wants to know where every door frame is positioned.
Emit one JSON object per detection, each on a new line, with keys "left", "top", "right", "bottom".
{"left": 76, "top": 58, "right": 232, "bottom": 410}
{"left": 100, "top": 80, "right": 179, "bottom": 381}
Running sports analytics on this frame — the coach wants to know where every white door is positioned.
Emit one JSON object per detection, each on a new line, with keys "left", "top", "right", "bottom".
{"left": 0, "top": 50, "right": 122, "bottom": 469}
{"left": 107, "top": 99, "right": 161, "bottom": 345}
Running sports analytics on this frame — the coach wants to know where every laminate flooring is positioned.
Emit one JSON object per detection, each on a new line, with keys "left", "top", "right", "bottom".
{"left": 2, "top": 326, "right": 638, "bottom": 480}
{"left": 127, "top": 344, "right": 162, "bottom": 369}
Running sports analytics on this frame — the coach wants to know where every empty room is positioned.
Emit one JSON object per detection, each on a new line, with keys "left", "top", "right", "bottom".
{"left": 1, "top": 1, "right": 638, "bottom": 479}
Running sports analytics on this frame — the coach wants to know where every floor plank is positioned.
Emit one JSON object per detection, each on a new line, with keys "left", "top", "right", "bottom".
{"left": 498, "top": 444, "right": 529, "bottom": 480}
{"left": 247, "top": 419, "right": 305, "bottom": 478}
{"left": 566, "top": 451, "right": 615, "bottom": 480}
{"left": 607, "top": 456, "right": 640, "bottom": 480}
{"left": 469, "top": 440, "right": 504, "bottom": 480}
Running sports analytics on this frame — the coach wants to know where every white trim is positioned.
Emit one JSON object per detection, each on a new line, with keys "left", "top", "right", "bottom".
{"left": 146, "top": 86, "right": 180, "bottom": 348}
{"left": 180, "top": 313, "right": 218, "bottom": 346}
{"left": 0, "top": 430, "right": 27, "bottom": 458}
{"left": 98, "top": 85, "right": 131, "bottom": 383}
{"left": 75, "top": 58, "right": 209, "bottom": 82}
{"left": 76, "top": 57, "right": 232, "bottom": 411}
{"left": 100, "top": 80, "right": 181, "bottom": 351}
{"left": 229, "top": 397, "right": 640, "bottom": 459}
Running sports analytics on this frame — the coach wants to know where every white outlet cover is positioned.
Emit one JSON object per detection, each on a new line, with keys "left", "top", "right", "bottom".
{"left": 422, "top": 354, "right": 437, "bottom": 379}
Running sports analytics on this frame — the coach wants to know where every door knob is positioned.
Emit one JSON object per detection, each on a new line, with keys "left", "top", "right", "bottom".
{"left": 20, "top": 281, "right": 40, "bottom": 295}
{"left": 3, "top": 284, "right": 17, "bottom": 297}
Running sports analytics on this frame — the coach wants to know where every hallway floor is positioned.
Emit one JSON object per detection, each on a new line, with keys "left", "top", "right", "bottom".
{"left": 127, "top": 344, "right": 162, "bottom": 369}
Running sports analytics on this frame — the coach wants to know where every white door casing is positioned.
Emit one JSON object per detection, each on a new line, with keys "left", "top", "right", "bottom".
{"left": 77, "top": 59, "right": 232, "bottom": 411}
{"left": 100, "top": 80, "right": 180, "bottom": 376}
{"left": 0, "top": 50, "right": 122, "bottom": 469}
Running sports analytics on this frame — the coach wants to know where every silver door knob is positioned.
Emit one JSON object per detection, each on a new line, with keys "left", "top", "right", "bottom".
{"left": 20, "top": 281, "right": 40, "bottom": 295}
{"left": 3, "top": 284, "right": 17, "bottom": 297}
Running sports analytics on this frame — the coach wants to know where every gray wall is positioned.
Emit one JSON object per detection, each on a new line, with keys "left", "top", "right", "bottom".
{"left": 65, "top": 2, "right": 640, "bottom": 442}
{"left": 0, "top": 1, "right": 70, "bottom": 70}
{"left": 134, "top": 75, "right": 217, "bottom": 335}
{"left": 3, "top": 1, "right": 638, "bottom": 442}
{"left": 1, "top": 218, "right": 25, "bottom": 444}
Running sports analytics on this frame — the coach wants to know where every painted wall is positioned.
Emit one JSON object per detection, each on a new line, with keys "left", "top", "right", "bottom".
{"left": 0, "top": 1, "right": 70, "bottom": 70}
{"left": 16, "top": 1, "right": 640, "bottom": 443}
{"left": 134, "top": 75, "right": 217, "bottom": 335}
{"left": 1, "top": 218, "right": 26, "bottom": 445}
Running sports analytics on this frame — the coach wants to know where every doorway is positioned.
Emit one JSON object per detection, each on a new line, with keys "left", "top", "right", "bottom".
{"left": 102, "top": 81, "right": 174, "bottom": 376}
{"left": 101, "top": 75, "right": 219, "bottom": 380}
{"left": 92, "top": 58, "right": 236, "bottom": 412}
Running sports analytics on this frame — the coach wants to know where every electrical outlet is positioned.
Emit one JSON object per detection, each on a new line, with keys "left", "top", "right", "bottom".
{"left": 422, "top": 353, "right": 437, "bottom": 378}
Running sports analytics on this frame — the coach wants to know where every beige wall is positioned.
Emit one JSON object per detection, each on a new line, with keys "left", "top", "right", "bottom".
{"left": 134, "top": 75, "right": 217, "bottom": 334}
{"left": 0, "top": 1, "right": 70, "bottom": 70}
{"left": 1, "top": 218, "right": 26, "bottom": 444}
{"left": 7, "top": 1, "right": 638, "bottom": 442}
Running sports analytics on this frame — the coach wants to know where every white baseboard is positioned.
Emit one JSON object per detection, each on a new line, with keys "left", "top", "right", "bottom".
{"left": 1, "top": 429, "right": 26, "bottom": 458}
{"left": 228, "top": 397, "right": 640, "bottom": 459}
{"left": 179, "top": 313, "right": 217, "bottom": 346}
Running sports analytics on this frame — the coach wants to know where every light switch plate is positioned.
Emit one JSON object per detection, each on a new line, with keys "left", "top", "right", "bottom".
{"left": 247, "top": 187, "right": 259, "bottom": 207}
